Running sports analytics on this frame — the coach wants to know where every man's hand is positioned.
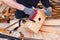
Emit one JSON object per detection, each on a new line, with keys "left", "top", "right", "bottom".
{"left": 44, "top": 7, "right": 52, "bottom": 16}
{"left": 24, "top": 7, "right": 37, "bottom": 20}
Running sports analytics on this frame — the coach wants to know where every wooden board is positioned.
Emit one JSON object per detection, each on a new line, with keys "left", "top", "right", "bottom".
{"left": 43, "top": 19, "right": 60, "bottom": 25}
{"left": 17, "top": 26, "right": 43, "bottom": 39}
{"left": 40, "top": 26, "right": 60, "bottom": 40}
{"left": 0, "top": 27, "right": 9, "bottom": 34}
{"left": 20, "top": 9, "right": 46, "bottom": 33}
{"left": 0, "top": 18, "right": 19, "bottom": 34}
{"left": 17, "top": 23, "right": 60, "bottom": 40}
{"left": 0, "top": 18, "right": 19, "bottom": 28}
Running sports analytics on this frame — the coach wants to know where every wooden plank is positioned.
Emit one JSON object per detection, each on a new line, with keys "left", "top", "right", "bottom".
{"left": 43, "top": 19, "right": 60, "bottom": 25}
{"left": 7, "top": 22, "right": 19, "bottom": 31}
{"left": 0, "top": 18, "right": 19, "bottom": 28}
{"left": 41, "top": 32, "right": 60, "bottom": 40}
{"left": 17, "top": 26, "right": 43, "bottom": 39}
{"left": 0, "top": 27, "right": 9, "bottom": 34}
{"left": 40, "top": 26, "right": 60, "bottom": 35}
{"left": 17, "top": 25, "right": 60, "bottom": 40}
{"left": 40, "top": 26, "right": 60, "bottom": 40}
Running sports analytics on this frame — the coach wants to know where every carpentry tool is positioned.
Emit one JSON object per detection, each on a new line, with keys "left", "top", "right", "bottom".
{"left": 20, "top": 9, "right": 46, "bottom": 33}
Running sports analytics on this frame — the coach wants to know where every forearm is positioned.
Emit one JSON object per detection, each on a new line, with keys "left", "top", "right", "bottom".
{"left": 1, "top": 0, "right": 25, "bottom": 11}
{"left": 0, "top": 0, "right": 2, "bottom": 5}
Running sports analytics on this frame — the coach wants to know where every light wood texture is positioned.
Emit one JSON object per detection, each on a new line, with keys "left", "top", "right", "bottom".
{"left": 17, "top": 26, "right": 43, "bottom": 39}
{"left": 43, "top": 19, "right": 60, "bottom": 25}
{"left": 40, "top": 26, "right": 60, "bottom": 34}
{"left": 40, "top": 26, "right": 60, "bottom": 40}
{"left": 0, "top": 27, "right": 9, "bottom": 34}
